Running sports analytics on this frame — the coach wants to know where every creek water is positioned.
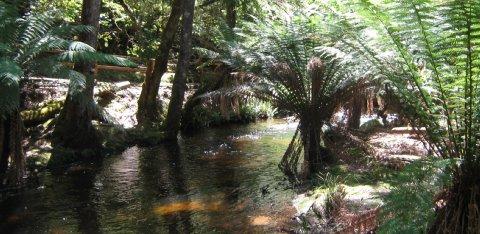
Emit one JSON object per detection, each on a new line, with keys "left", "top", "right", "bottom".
{"left": 1, "top": 120, "right": 299, "bottom": 233}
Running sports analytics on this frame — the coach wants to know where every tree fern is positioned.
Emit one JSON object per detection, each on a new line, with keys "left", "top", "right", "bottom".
{"left": 326, "top": 0, "right": 480, "bottom": 231}
{"left": 218, "top": 10, "right": 373, "bottom": 179}
{"left": 0, "top": 1, "right": 134, "bottom": 185}
{"left": 0, "top": 59, "right": 22, "bottom": 118}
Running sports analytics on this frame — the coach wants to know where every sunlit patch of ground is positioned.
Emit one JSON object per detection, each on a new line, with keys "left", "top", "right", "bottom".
{"left": 27, "top": 75, "right": 178, "bottom": 128}
{"left": 368, "top": 130, "right": 428, "bottom": 158}
{"left": 293, "top": 183, "right": 389, "bottom": 215}
{"left": 292, "top": 126, "right": 428, "bottom": 232}
{"left": 23, "top": 76, "right": 194, "bottom": 167}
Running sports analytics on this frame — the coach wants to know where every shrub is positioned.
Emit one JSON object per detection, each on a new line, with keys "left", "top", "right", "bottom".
{"left": 378, "top": 158, "right": 453, "bottom": 233}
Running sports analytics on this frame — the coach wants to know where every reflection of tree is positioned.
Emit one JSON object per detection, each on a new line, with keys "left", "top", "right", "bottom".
{"left": 137, "top": 142, "right": 192, "bottom": 233}
{"left": 164, "top": 143, "right": 193, "bottom": 233}
{"left": 0, "top": 191, "right": 27, "bottom": 232}
{"left": 70, "top": 173, "right": 102, "bottom": 234}
{"left": 186, "top": 129, "right": 249, "bottom": 230}
{"left": 0, "top": 169, "right": 102, "bottom": 233}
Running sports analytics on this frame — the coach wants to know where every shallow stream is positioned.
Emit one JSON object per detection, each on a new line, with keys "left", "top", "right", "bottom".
{"left": 1, "top": 120, "right": 299, "bottom": 233}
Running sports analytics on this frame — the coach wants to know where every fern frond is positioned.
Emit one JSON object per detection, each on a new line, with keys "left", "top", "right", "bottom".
{"left": 0, "top": 59, "right": 22, "bottom": 117}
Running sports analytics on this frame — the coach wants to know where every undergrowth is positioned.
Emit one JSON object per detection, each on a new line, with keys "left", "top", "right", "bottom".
{"left": 378, "top": 158, "right": 454, "bottom": 233}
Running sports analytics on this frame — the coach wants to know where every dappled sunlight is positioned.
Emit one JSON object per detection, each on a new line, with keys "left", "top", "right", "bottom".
{"left": 293, "top": 183, "right": 391, "bottom": 216}
{"left": 250, "top": 215, "right": 272, "bottom": 226}
{"left": 153, "top": 200, "right": 225, "bottom": 215}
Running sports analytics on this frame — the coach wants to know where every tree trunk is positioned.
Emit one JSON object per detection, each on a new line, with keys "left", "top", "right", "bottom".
{"left": 0, "top": 111, "right": 25, "bottom": 187}
{"left": 164, "top": 0, "right": 196, "bottom": 140}
{"left": 19, "top": 0, "right": 32, "bottom": 16}
{"left": 53, "top": 0, "right": 101, "bottom": 150}
{"left": 348, "top": 95, "right": 363, "bottom": 129}
{"left": 300, "top": 120, "right": 326, "bottom": 178}
{"left": 137, "top": 0, "right": 183, "bottom": 126}
{"left": 429, "top": 164, "right": 480, "bottom": 234}
{"left": 226, "top": 0, "right": 237, "bottom": 29}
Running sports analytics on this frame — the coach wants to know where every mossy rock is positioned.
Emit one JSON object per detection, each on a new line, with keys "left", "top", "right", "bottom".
{"left": 97, "top": 124, "right": 131, "bottom": 152}
{"left": 21, "top": 100, "right": 63, "bottom": 127}
{"left": 47, "top": 147, "right": 81, "bottom": 170}
{"left": 127, "top": 128, "right": 165, "bottom": 146}
{"left": 360, "top": 119, "right": 383, "bottom": 132}
{"left": 26, "top": 150, "right": 51, "bottom": 171}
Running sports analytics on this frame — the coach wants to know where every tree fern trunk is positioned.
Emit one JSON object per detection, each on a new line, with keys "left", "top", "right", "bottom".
{"left": 53, "top": 0, "right": 101, "bottom": 150}
{"left": 164, "top": 0, "right": 196, "bottom": 140}
{"left": 300, "top": 120, "right": 326, "bottom": 178}
{"left": 0, "top": 111, "right": 25, "bottom": 187}
{"left": 348, "top": 95, "right": 363, "bottom": 129}
{"left": 429, "top": 163, "right": 480, "bottom": 234}
{"left": 137, "top": 0, "right": 183, "bottom": 127}
{"left": 226, "top": 0, "right": 237, "bottom": 29}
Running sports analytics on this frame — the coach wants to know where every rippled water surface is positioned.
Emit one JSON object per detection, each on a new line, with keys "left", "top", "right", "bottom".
{"left": 1, "top": 120, "right": 299, "bottom": 233}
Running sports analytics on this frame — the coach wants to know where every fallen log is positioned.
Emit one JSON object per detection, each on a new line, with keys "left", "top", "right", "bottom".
{"left": 21, "top": 101, "right": 64, "bottom": 127}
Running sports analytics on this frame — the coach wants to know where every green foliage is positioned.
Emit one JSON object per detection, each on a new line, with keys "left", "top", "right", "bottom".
{"left": 0, "top": 1, "right": 135, "bottom": 118}
{"left": 190, "top": 105, "right": 223, "bottom": 128}
{"left": 328, "top": 0, "right": 480, "bottom": 162}
{"left": 229, "top": 10, "right": 373, "bottom": 178}
{"left": 378, "top": 158, "right": 454, "bottom": 233}
{"left": 188, "top": 99, "right": 274, "bottom": 128}
{"left": 0, "top": 59, "right": 22, "bottom": 117}
{"left": 34, "top": 0, "right": 82, "bottom": 22}
{"left": 241, "top": 101, "right": 276, "bottom": 119}
{"left": 96, "top": 70, "right": 142, "bottom": 82}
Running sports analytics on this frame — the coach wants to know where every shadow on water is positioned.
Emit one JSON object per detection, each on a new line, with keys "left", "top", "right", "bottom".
{"left": 0, "top": 119, "right": 298, "bottom": 233}
{"left": 137, "top": 142, "right": 193, "bottom": 233}
{"left": 0, "top": 169, "right": 101, "bottom": 233}
{"left": 71, "top": 173, "right": 102, "bottom": 234}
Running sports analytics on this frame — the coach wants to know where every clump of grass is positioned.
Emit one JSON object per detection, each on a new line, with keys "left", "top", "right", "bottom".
{"left": 324, "top": 184, "right": 347, "bottom": 220}
{"left": 298, "top": 173, "right": 348, "bottom": 232}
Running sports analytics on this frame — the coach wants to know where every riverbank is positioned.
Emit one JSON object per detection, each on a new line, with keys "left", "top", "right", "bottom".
{"left": 22, "top": 76, "right": 274, "bottom": 173}
{"left": 291, "top": 126, "right": 430, "bottom": 232}
{"left": 17, "top": 78, "right": 432, "bottom": 233}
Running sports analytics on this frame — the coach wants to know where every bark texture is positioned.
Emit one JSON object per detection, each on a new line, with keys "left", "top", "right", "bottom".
{"left": 53, "top": 0, "right": 101, "bottom": 150}
{"left": 348, "top": 95, "right": 363, "bottom": 129}
{"left": 226, "top": 0, "right": 237, "bottom": 29}
{"left": 299, "top": 120, "right": 330, "bottom": 178}
{"left": 136, "top": 0, "right": 183, "bottom": 126}
{"left": 164, "top": 0, "right": 196, "bottom": 140}
{"left": 429, "top": 164, "right": 480, "bottom": 234}
{"left": 0, "top": 111, "right": 25, "bottom": 187}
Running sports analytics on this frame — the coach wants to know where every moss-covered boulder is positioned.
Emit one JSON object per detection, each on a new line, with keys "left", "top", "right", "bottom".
{"left": 360, "top": 119, "right": 383, "bottom": 133}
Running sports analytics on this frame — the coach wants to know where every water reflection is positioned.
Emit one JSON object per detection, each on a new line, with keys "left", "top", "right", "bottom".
{"left": 1, "top": 120, "right": 298, "bottom": 233}
{"left": 139, "top": 142, "right": 193, "bottom": 233}
{"left": 71, "top": 173, "right": 101, "bottom": 234}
